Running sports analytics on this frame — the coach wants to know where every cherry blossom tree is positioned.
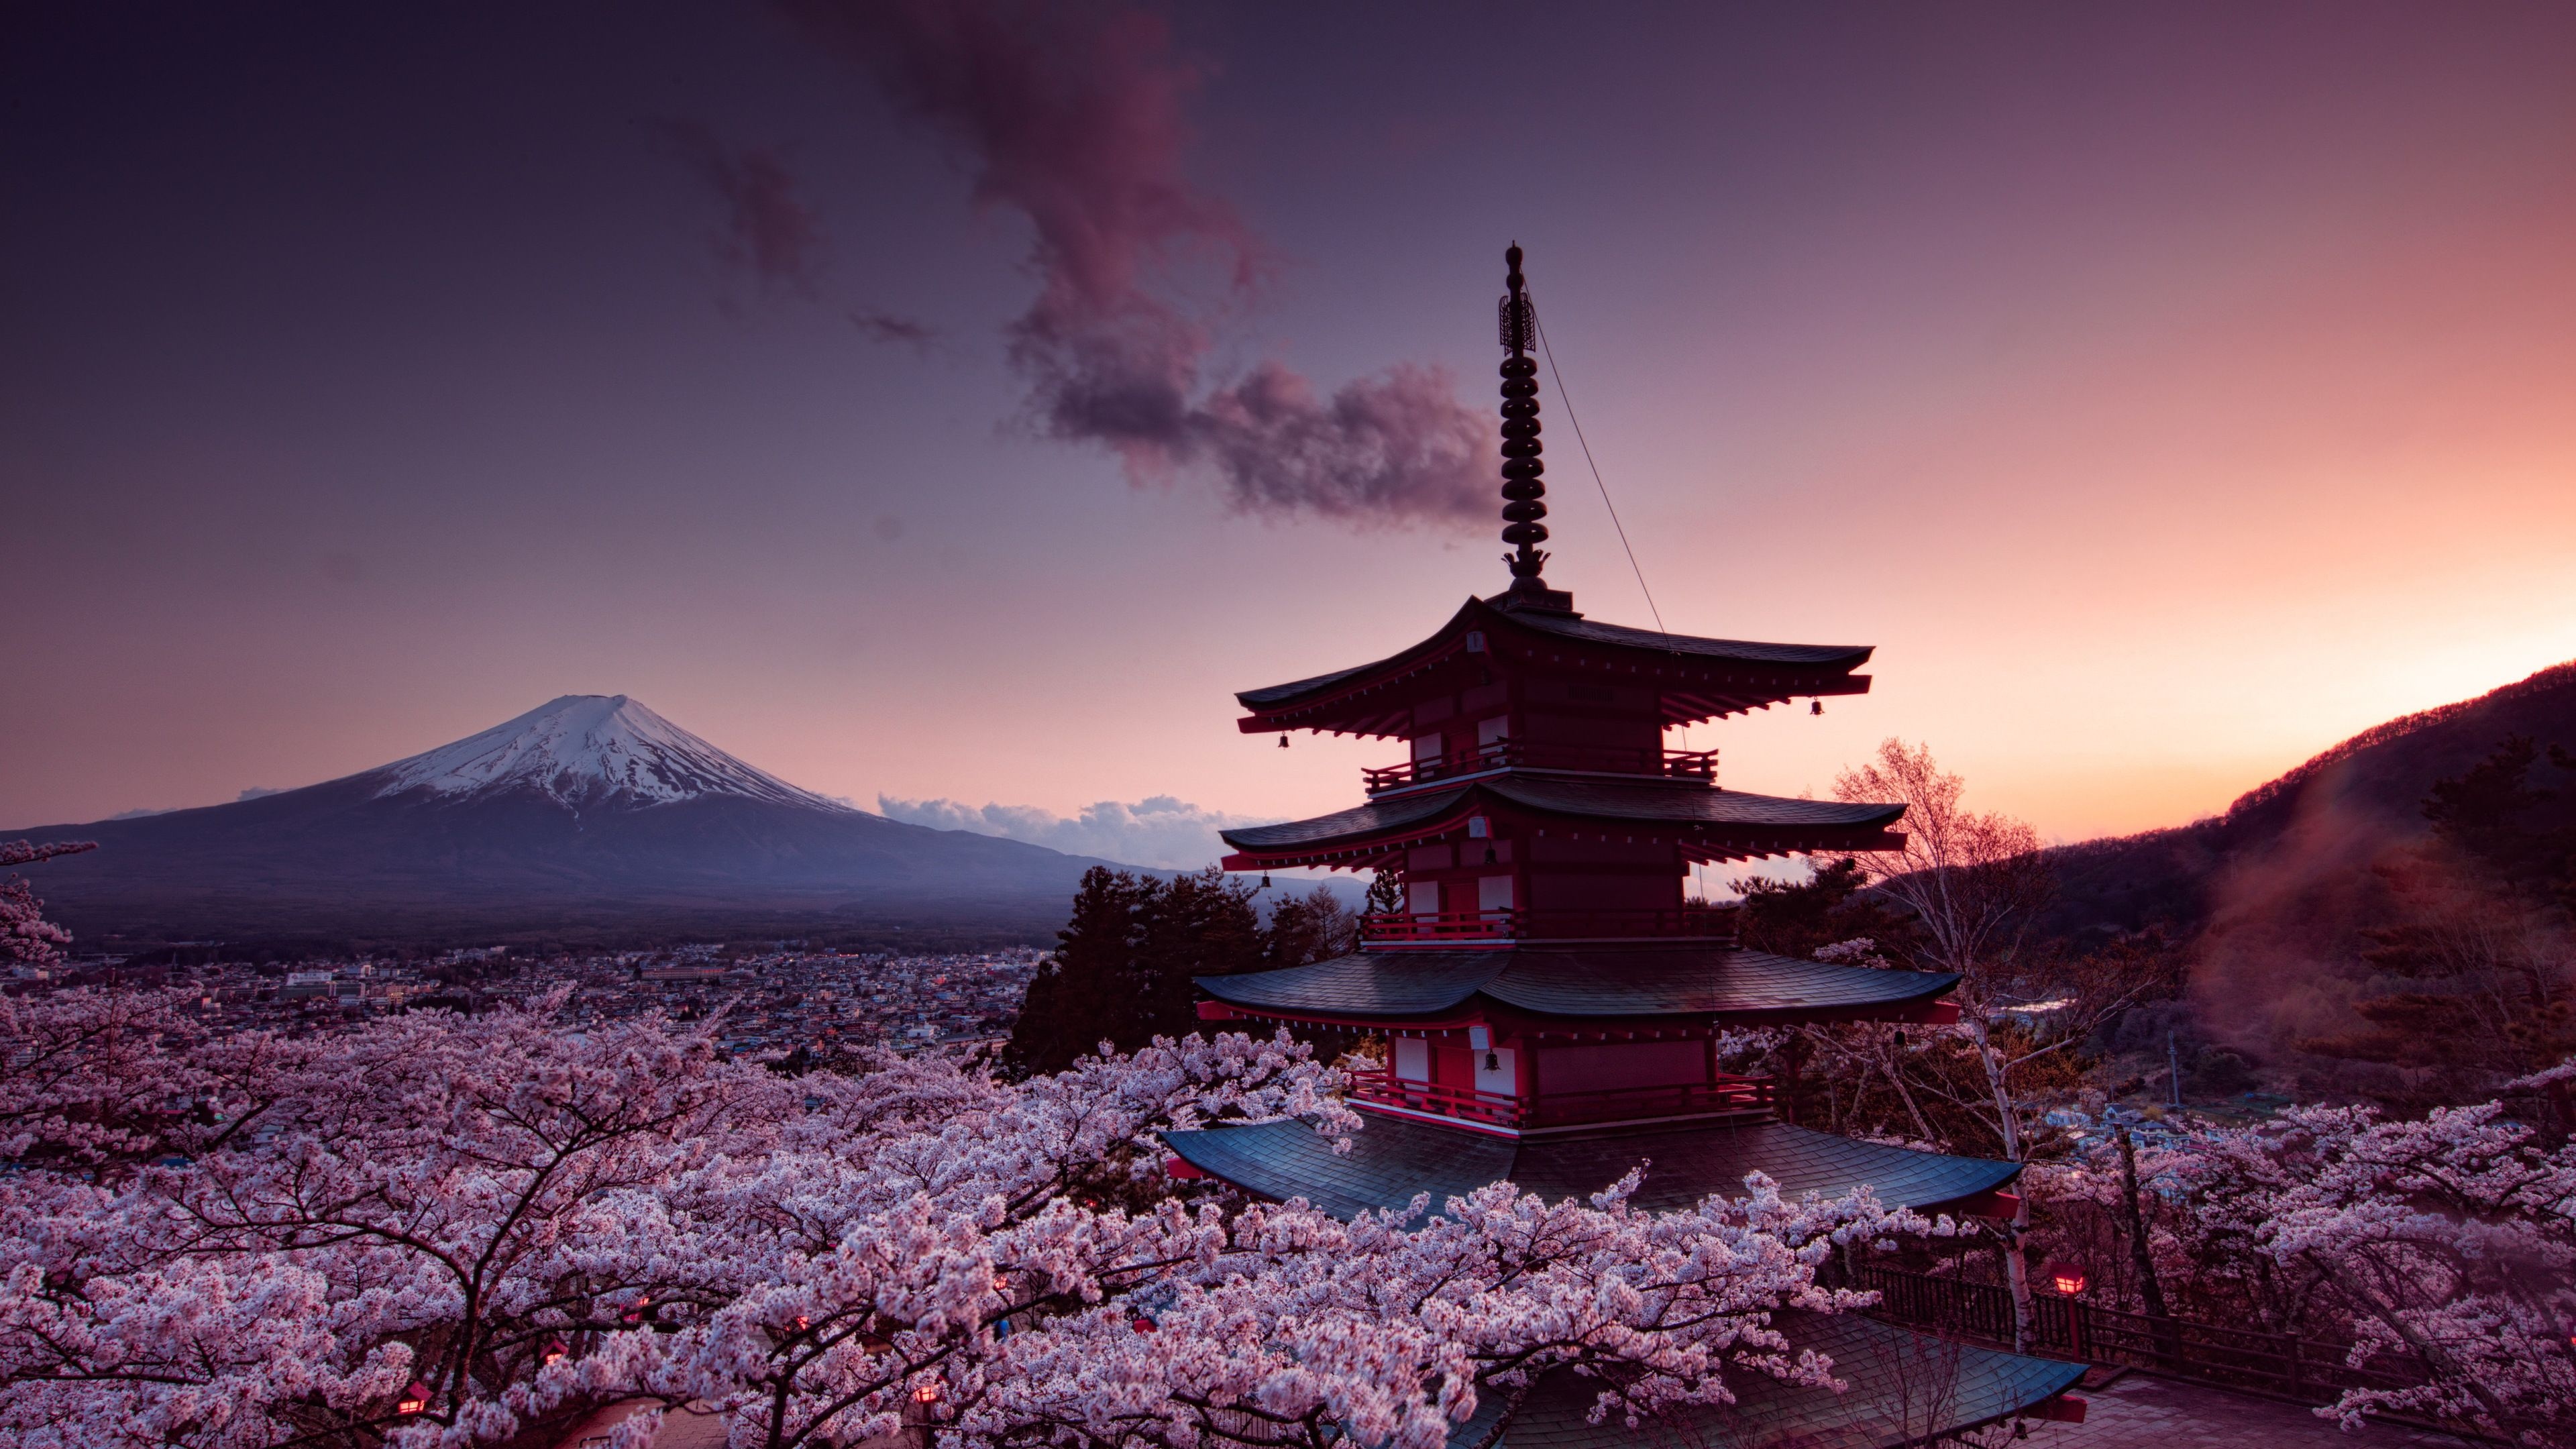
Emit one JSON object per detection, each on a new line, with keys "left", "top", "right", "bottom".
{"left": 0, "top": 1002, "right": 1920, "bottom": 1449}
{"left": 3, "top": 989, "right": 783, "bottom": 1447}
{"left": 2034, "top": 1082, "right": 2576, "bottom": 1444}
{"left": 0, "top": 987, "right": 203, "bottom": 1167}
{"left": 0, "top": 840, "right": 94, "bottom": 971}
{"left": 2260, "top": 1099, "right": 2575, "bottom": 1441}
{"left": 1832, "top": 743, "right": 2174, "bottom": 1351}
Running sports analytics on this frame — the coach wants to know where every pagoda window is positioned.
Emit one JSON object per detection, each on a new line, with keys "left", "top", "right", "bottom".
{"left": 1476, "top": 715, "right": 1510, "bottom": 760}
{"left": 1393, "top": 1038, "right": 1431, "bottom": 1083}
{"left": 1410, "top": 734, "right": 1444, "bottom": 773}
{"left": 1477, "top": 875, "right": 1515, "bottom": 915}
{"left": 1407, "top": 881, "right": 1442, "bottom": 918}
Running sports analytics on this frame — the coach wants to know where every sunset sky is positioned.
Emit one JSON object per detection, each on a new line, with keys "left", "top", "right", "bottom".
{"left": 8, "top": 3, "right": 2575, "bottom": 862}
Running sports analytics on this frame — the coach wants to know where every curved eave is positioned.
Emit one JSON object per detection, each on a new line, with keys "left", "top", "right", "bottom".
{"left": 1216, "top": 782, "right": 1907, "bottom": 871}
{"left": 1199, "top": 995, "right": 1965, "bottom": 1034}
{"left": 1234, "top": 598, "right": 1878, "bottom": 737}
{"left": 1233, "top": 600, "right": 1484, "bottom": 738}
{"left": 1194, "top": 948, "right": 1960, "bottom": 1024}
{"left": 1164, "top": 1114, "right": 2023, "bottom": 1220}
{"left": 1472, "top": 1316, "right": 2086, "bottom": 1449}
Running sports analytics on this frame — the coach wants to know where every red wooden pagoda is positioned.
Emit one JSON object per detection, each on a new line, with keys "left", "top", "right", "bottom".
{"left": 1165, "top": 247, "right": 2086, "bottom": 1446}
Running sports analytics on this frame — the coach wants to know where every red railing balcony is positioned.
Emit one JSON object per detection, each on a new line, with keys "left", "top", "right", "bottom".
{"left": 1362, "top": 742, "right": 1717, "bottom": 794}
{"left": 1352, "top": 1073, "right": 1775, "bottom": 1130}
{"left": 1359, "top": 906, "right": 1737, "bottom": 945}
{"left": 1352, "top": 1077, "right": 1523, "bottom": 1128}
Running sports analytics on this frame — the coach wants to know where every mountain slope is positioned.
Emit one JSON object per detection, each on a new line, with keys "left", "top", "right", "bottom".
{"left": 2044, "top": 659, "right": 2576, "bottom": 942}
{"left": 5, "top": 696, "right": 1122, "bottom": 945}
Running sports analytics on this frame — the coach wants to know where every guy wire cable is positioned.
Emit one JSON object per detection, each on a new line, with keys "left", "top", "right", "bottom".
{"left": 1531, "top": 296, "right": 1671, "bottom": 645}
{"left": 1529, "top": 294, "right": 1711, "bottom": 900}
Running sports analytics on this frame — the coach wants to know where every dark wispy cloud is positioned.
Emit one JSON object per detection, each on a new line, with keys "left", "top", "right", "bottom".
{"left": 655, "top": 119, "right": 826, "bottom": 291}
{"left": 851, "top": 307, "right": 936, "bottom": 348}
{"left": 782, "top": 0, "right": 1495, "bottom": 527}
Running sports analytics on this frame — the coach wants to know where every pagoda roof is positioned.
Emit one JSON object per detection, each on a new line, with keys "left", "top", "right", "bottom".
{"left": 1236, "top": 596, "right": 1874, "bottom": 737}
{"left": 1450, "top": 1313, "right": 2084, "bottom": 1449}
{"left": 1218, "top": 777, "right": 1903, "bottom": 867}
{"left": 1164, "top": 1113, "right": 2020, "bottom": 1220}
{"left": 1196, "top": 945, "right": 1957, "bottom": 1024}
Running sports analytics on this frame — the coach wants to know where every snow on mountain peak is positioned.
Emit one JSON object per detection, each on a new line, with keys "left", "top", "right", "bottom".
{"left": 370, "top": 695, "right": 851, "bottom": 812}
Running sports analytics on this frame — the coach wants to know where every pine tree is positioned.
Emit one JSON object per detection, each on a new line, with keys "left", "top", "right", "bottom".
{"left": 1006, "top": 867, "right": 1151, "bottom": 1076}
{"left": 1258, "top": 885, "right": 1359, "bottom": 970}
{"left": 1731, "top": 856, "right": 1919, "bottom": 959}
{"left": 1363, "top": 868, "right": 1404, "bottom": 918}
{"left": 1134, "top": 868, "right": 1265, "bottom": 1038}
{"left": 1004, "top": 867, "right": 1267, "bottom": 1075}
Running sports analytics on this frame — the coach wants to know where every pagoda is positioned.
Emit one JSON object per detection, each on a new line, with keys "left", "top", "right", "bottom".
{"left": 1165, "top": 248, "right": 2086, "bottom": 1446}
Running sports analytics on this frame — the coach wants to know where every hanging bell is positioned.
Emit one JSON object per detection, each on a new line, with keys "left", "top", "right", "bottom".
{"left": 1260, "top": 873, "right": 1272, "bottom": 888}
{"left": 1278, "top": 733, "right": 1290, "bottom": 749}
{"left": 1810, "top": 699, "right": 1824, "bottom": 716}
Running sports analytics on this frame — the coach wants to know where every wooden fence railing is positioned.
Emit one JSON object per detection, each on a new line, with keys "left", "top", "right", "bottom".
{"left": 1842, "top": 1261, "right": 2438, "bottom": 1406}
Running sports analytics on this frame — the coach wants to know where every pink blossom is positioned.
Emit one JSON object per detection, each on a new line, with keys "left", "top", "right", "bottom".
{"left": 0, "top": 1000, "right": 1908, "bottom": 1448}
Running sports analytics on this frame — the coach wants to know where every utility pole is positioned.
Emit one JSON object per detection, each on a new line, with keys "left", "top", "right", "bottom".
{"left": 2166, "top": 1030, "right": 2184, "bottom": 1110}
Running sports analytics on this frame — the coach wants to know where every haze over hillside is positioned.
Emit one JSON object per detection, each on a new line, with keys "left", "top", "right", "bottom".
{"left": 2038, "top": 658, "right": 2576, "bottom": 1060}
{"left": 5, "top": 696, "right": 1126, "bottom": 949}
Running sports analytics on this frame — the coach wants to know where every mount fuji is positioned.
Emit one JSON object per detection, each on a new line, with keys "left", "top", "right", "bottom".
{"left": 7, "top": 696, "right": 1124, "bottom": 946}
{"left": 367, "top": 696, "right": 853, "bottom": 813}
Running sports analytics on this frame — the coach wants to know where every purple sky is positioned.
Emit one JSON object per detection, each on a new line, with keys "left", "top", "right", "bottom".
{"left": 9, "top": 3, "right": 2576, "bottom": 862}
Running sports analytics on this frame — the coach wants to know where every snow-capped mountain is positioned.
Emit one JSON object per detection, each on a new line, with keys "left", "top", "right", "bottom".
{"left": 367, "top": 695, "right": 851, "bottom": 812}
{"left": 11, "top": 696, "right": 1122, "bottom": 944}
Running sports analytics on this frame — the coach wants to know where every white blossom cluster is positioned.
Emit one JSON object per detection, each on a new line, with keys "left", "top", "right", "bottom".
{"left": 0, "top": 989, "right": 1906, "bottom": 1449}
{"left": 2036, "top": 1093, "right": 2576, "bottom": 1442}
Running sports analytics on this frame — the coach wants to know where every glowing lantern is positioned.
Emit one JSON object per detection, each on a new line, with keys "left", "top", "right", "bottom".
{"left": 2043, "top": 1260, "right": 2088, "bottom": 1295}
{"left": 396, "top": 1381, "right": 431, "bottom": 1415}
{"left": 912, "top": 1383, "right": 943, "bottom": 1404}
{"left": 541, "top": 1339, "right": 568, "bottom": 1366}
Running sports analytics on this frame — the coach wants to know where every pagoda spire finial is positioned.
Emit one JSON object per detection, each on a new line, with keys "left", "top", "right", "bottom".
{"left": 1493, "top": 244, "right": 1570, "bottom": 612}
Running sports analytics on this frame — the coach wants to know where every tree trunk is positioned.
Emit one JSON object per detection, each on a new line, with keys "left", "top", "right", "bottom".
{"left": 2115, "top": 1124, "right": 2170, "bottom": 1321}
{"left": 1779, "top": 1031, "right": 1807, "bottom": 1127}
{"left": 2001, "top": 1199, "right": 2034, "bottom": 1354}
{"left": 1863, "top": 1024, "right": 1941, "bottom": 1145}
{"left": 2116, "top": 1122, "right": 2180, "bottom": 1368}
{"left": 1968, "top": 1015, "right": 2035, "bottom": 1352}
